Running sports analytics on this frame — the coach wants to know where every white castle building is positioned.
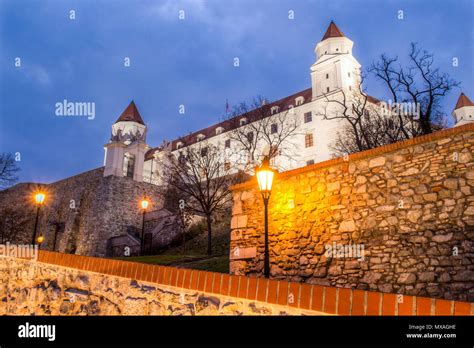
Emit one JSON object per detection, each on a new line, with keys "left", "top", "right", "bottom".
{"left": 103, "top": 22, "right": 474, "bottom": 185}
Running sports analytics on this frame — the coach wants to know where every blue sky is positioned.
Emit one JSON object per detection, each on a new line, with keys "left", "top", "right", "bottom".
{"left": 0, "top": 0, "right": 473, "bottom": 184}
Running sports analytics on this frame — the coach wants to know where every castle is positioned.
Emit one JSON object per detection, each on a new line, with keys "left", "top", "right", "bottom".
{"left": 0, "top": 21, "right": 472, "bottom": 258}
{"left": 102, "top": 21, "right": 474, "bottom": 187}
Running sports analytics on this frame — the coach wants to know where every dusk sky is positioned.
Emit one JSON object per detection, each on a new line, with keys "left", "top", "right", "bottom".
{"left": 0, "top": 0, "right": 473, "bottom": 184}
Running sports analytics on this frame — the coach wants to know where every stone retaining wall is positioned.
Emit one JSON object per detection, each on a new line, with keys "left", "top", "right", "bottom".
{"left": 0, "top": 251, "right": 471, "bottom": 316}
{"left": 230, "top": 124, "right": 474, "bottom": 302}
{"left": 0, "top": 167, "right": 164, "bottom": 257}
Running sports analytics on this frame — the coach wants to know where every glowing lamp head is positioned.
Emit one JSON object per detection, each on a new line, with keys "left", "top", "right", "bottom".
{"left": 141, "top": 199, "right": 149, "bottom": 210}
{"left": 37, "top": 235, "right": 44, "bottom": 244}
{"left": 34, "top": 193, "right": 46, "bottom": 205}
{"left": 256, "top": 157, "right": 275, "bottom": 199}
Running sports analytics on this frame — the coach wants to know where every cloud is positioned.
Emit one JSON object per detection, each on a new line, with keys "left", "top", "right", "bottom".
{"left": 143, "top": 0, "right": 264, "bottom": 43}
{"left": 146, "top": 0, "right": 212, "bottom": 21}
{"left": 23, "top": 64, "right": 51, "bottom": 86}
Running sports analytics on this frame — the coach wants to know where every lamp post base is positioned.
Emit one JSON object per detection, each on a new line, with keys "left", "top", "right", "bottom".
{"left": 264, "top": 198, "right": 270, "bottom": 278}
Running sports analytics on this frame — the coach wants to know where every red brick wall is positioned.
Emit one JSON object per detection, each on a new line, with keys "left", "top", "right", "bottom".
{"left": 31, "top": 250, "right": 473, "bottom": 316}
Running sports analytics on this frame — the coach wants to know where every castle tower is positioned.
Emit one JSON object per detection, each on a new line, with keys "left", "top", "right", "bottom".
{"left": 452, "top": 93, "right": 474, "bottom": 127}
{"left": 310, "top": 21, "right": 361, "bottom": 99}
{"left": 103, "top": 101, "right": 149, "bottom": 181}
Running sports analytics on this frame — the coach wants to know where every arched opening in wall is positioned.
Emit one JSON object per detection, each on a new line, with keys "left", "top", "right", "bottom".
{"left": 123, "top": 153, "right": 135, "bottom": 178}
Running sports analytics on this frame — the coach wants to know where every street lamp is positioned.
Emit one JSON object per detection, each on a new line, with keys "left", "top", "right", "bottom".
{"left": 32, "top": 192, "right": 46, "bottom": 245}
{"left": 256, "top": 156, "right": 275, "bottom": 278}
{"left": 37, "top": 234, "right": 45, "bottom": 249}
{"left": 140, "top": 199, "right": 150, "bottom": 255}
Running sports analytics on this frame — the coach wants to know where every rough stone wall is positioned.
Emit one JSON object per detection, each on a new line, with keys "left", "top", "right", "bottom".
{"left": 1, "top": 252, "right": 472, "bottom": 316}
{"left": 230, "top": 124, "right": 474, "bottom": 302}
{"left": 0, "top": 256, "right": 315, "bottom": 316}
{"left": 0, "top": 183, "right": 41, "bottom": 243}
{"left": 0, "top": 167, "right": 164, "bottom": 257}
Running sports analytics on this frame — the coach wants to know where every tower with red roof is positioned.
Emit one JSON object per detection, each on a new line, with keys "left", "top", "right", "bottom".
{"left": 452, "top": 93, "right": 474, "bottom": 127}
{"left": 103, "top": 101, "right": 150, "bottom": 181}
{"left": 310, "top": 21, "right": 361, "bottom": 100}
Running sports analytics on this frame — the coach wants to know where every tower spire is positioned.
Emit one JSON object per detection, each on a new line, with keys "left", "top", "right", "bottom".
{"left": 321, "top": 20, "right": 345, "bottom": 41}
{"left": 115, "top": 100, "right": 145, "bottom": 125}
{"left": 311, "top": 21, "right": 359, "bottom": 100}
{"left": 454, "top": 93, "right": 474, "bottom": 110}
{"left": 452, "top": 92, "right": 474, "bottom": 127}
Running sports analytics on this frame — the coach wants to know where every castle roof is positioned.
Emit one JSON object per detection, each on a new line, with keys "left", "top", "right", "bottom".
{"left": 321, "top": 21, "right": 345, "bottom": 41}
{"left": 115, "top": 101, "right": 145, "bottom": 125}
{"left": 144, "top": 88, "right": 380, "bottom": 160}
{"left": 454, "top": 93, "right": 474, "bottom": 110}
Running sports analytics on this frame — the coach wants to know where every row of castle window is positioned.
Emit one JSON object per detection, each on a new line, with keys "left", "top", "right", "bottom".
{"left": 196, "top": 131, "right": 314, "bottom": 157}
{"left": 176, "top": 112, "right": 314, "bottom": 150}
{"left": 325, "top": 72, "right": 351, "bottom": 79}
{"left": 179, "top": 155, "right": 314, "bottom": 172}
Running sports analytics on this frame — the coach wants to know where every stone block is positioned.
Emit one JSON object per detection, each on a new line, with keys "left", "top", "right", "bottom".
{"left": 231, "top": 215, "right": 248, "bottom": 229}
{"left": 230, "top": 247, "right": 257, "bottom": 260}
{"left": 338, "top": 220, "right": 356, "bottom": 232}
{"left": 443, "top": 178, "right": 458, "bottom": 190}
{"left": 369, "top": 157, "right": 386, "bottom": 168}
{"left": 397, "top": 273, "right": 416, "bottom": 284}
{"left": 326, "top": 181, "right": 340, "bottom": 192}
{"left": 432, "top": 233, "right": 453, "bottom": 243}
{"left": 423, "top": 193, "right": 438, "bottom": 202}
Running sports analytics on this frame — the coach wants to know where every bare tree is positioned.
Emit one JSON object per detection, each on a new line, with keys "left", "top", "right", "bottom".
{"left": 0, "top": 153, "right": 20, "bottom": 189}
{"left": 176, "top": 203, "right": 193, "bottom": 254}
{"left": 369, "top": 42, "right": 460, "bottom": 135}
{"left": 160, "top": 184, "right": 194, "bottom": 253}
{"left": 226, "top": 96, "right": 300, "bottom": 172}
{"left": 318, "top": 43, "right": 459, "bottom": 157}
{"left": 317, "top": 74, "right": 421, "bottom": 156}
{"left": 156, "top": 141, "right": 246, "bottom": 255}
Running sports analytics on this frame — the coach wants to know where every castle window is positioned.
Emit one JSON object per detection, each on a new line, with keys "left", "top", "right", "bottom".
{"left": 123, "top": 153, "right": 135, "bottom": 178}
{"left": 200, "top": 147, "right": 208, "bottom": 157}
{"left": 216, "top": 127, "right": 224, "bottom": 135}
{"left": 336, "top": 48, "right": 339, "bottom": 52}
{"left": 305, "top": 133, "right": 314, "bottom": 148}
{"left": 271, "top": 123, "right": 278, "bottom": 134}
{"left": 271, "top": 106, "right": 280, "bottom": 114}
{"left": 225, "top": 139, "right": 231, "bottom": 148}
{"left": 295, "top": 96, "right": 304, "bottom": 106}
{"left": 240, "top": 118, "right": 247, "bottom": 126}
{"left": 306, "top": 159, "right": 315, "bottom": 166}
{"left": 348, "top": 72, "right": 351, "bottom": 77}
{"left": 326, "top": 74, "right": 329, "bottom": 79}
{"left": 176, "top": 141, "right": 184, "bottom": 149}
{"left": 304, "top": 112, "right": 312, "bottom": 123}
{"left": 326, "top": 87, "right": 330, "bottom": 93}
{"left": 349, "top": 86, "right": 352, "bottom": 91}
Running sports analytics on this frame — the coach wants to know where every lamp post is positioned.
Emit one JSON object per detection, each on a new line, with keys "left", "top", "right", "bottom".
{"left": 140, "top": 199, "right": 149, "bottom": 255}
{"left": 256, "top": 156, "right": 275, "bottom": 278}
{"left": 32, "top": 193, "right": 45, "bottom": 245}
